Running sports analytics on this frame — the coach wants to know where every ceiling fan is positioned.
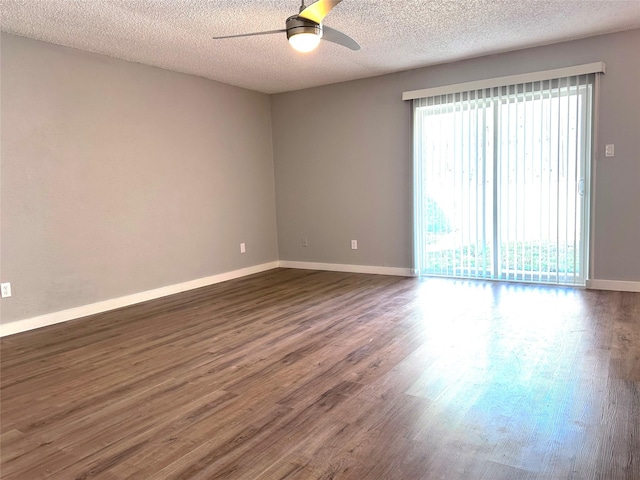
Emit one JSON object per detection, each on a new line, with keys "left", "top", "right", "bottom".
{"left": 212, "top": 0, "right": 360, "bottom": 53}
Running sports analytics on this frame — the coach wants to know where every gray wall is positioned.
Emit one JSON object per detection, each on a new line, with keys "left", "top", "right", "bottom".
{"left": 0, "top": 33, "right": 278, "bottom": 324}
{"left": 272, "top": 29, "right": 640, "bottom": 282}
{"left": 2, "top": 29, "right": 638, "bottom": 326}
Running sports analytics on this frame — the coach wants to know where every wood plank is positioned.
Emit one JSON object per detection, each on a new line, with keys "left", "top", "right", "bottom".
{"left": 1, "top": 268, "right": 639, "bottom": 479}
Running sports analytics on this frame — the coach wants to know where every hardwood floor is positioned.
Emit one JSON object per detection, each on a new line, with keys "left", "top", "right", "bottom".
{"left": 1, "top": 268, "right": 638, "bottom": 479}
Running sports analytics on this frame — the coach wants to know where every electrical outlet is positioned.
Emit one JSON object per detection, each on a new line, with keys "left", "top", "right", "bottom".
{"left": 302, "top": 238, "right": 308, "bottom": 247}
{"left": 1, "top": 282, "right": 11, "bottom": 298}
{"left": 240, "top": 242, "right": 246, "bottom": 254}
{"left": 351, "top": 239, "right": 358, "bottom": 250}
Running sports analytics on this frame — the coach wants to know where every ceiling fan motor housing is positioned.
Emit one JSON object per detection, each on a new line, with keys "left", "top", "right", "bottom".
{"left": 286, "top": 15, "right": 323, "bottom": 40}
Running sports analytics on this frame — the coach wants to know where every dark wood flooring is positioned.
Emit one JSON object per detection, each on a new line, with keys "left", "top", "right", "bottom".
{"left": 1, "top": 268, "right": 639, "bottom": 479}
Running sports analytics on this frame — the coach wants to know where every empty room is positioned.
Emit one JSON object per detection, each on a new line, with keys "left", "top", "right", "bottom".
{"left": 1, "top": 1, "right": 639, "bottom": 479}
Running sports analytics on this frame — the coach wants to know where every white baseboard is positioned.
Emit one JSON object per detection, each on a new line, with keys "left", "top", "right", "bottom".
{"left": 7, "top": 264, "right": 633, "bottom": 337}
{"left": 278, "top": 260, "right": 415, "bottom": 277}
{"left": 0, "top": 262, "right": 279, "bottom": 337}
{"left": 586, "top": 279, "right": 640, "bottom": 292}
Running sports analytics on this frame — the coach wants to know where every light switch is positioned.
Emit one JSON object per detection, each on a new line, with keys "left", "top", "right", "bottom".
{"left": 605, "top": 144, "right": 615, "bottom": 157}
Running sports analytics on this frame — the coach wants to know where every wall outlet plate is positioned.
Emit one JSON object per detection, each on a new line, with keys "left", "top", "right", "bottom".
{"left": 351, "top": 240, "right": 358, "bottom": 250}
{"left": 1, "top": 282, "right": 11, "bottom": 298}
{"left": 240, "top": 243, "right": 246, "bottom": 254}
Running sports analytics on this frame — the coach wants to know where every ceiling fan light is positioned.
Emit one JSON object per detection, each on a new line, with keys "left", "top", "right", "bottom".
{"left": 289, "top": 32, "right": 321, "bottom": 52}
{"left": 286, "top": 15, "right": 322, "bottom": 53}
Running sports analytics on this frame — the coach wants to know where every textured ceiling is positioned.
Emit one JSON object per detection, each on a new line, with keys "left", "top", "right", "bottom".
{"left": 2, "top": 0, "right": 640, "bottom": 94}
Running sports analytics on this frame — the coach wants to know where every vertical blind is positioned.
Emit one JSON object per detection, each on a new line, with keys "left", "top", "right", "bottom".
{"left": 412, "top": 73, "right": 595, "bottom": 285}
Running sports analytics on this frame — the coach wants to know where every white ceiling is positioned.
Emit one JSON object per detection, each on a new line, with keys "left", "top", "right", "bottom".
{"left": 2, "top": 0, "right": 639, "bottom": 94}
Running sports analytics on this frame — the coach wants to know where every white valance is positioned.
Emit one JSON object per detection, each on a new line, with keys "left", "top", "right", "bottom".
{"left": 402, "top": 62, "right": 605, "bottom": 101}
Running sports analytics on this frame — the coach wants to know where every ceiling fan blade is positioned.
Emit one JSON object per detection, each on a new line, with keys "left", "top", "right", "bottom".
{"left": 322, "top": 26, "right": 360, "bottom": 51}
{"left": 299, "top": 0, "right": 343, "bottom": 24}
{"left": 213, "top": 29, "right": 286, "bottom": 40}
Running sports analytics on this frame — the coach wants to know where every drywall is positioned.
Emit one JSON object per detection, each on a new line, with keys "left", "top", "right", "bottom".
{"left": 272, "top": 29, "right": 640, "bottom": 282}
{"left": 0, "top": 33, "right": 278, "bottom": 324}
{"left": 2, "top": 29, "right": 638, "bottom": 330}
{"left": 272, "top": 77, "right": 413, "bottom": 269}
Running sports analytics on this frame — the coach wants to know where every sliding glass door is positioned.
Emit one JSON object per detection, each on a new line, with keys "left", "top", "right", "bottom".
{"left": 413, "top": 75, "right": 593, "bottom": 285}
